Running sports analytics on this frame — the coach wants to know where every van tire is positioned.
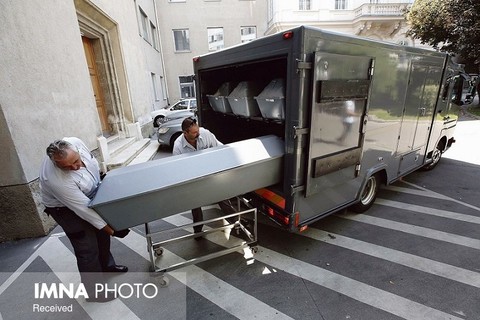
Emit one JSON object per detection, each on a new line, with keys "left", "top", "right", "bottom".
{"left": 351, "top": 173, "right": 380, "bottom": 213}
{"left": 422, "top": 147, "right": 442, "bottom": 171}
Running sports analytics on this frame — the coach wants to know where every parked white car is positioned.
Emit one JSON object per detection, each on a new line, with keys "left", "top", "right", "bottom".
{"left": 151, "top": 98, "right": 197, "bottom": 127}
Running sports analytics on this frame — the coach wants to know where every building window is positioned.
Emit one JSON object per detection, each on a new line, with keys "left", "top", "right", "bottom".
{"left": 241, "top": 26, "right": 256, "bottom": 43}
{"left": 151, "top": 73, "right": 160, "bottom": 101}
{"left": 150, "top": 22, "right": 159, "bottom": 50}
{"left": 335, "top": 0, "right": 347, "bottom": 10}
{"left": 173, "top": 29, "right": 190, "bottom": 52}
{"left": 299, "top": 0, "right": 311, "bottom": 10}
{"left": 139, "top": 7, "right": 150, "bottom": 42}
{"left": 179, "top": 75, "right": 195, "bottom": 98}
{"left": 207, "top": 27, "right": 224, "bottom": 51}
{"left": 134, "top": 0, "right": 141, "bottom": 36}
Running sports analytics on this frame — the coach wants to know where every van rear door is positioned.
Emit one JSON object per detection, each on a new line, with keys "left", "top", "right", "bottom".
{"left": 306, "top": 52, "right": 374, "bottom": 198}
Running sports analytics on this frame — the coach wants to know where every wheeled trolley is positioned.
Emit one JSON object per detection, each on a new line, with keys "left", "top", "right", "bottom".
{"left": 89, "top": 135, "right": 283, "bottom": 287}
{"left": 145, "top": 205, "right": 258, "bottom": 286}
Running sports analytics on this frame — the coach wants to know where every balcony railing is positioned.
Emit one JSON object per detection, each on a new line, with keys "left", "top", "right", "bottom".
{"left": 267, "top": 2, "right": 412, "bottom": 30}
{"left": 354, "top": 3, "right": 410, "bottom": 18}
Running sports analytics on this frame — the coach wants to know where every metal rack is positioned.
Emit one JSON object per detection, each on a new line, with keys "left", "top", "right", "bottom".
{"left": 145, "top": 205, "right": 258, "bottom": 286}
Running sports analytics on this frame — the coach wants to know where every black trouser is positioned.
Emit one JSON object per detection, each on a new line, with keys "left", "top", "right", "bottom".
{"left": 191, "top": 207, "right": 204, "bottom": 233}
{"left": 45, "top": 207, "right": 115, "bottom": 293}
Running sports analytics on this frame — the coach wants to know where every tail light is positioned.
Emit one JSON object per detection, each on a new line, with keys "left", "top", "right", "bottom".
{"left": 261, "top": 204, "right": 289, "bottom": 226}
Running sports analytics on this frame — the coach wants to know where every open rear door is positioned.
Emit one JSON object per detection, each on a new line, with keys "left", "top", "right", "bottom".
{"left": 306, "top": 52, "right": 374, "bottom": 197}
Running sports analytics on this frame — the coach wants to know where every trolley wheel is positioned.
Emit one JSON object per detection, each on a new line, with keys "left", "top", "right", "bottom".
{"left": 158, "top": 276, "right": 170, "bottom": 287}
{"left": 250, "top": 246, "right": 258, "bottom": 254}
{"left": 154, "top": 247, "right": 164, "bottom": 257}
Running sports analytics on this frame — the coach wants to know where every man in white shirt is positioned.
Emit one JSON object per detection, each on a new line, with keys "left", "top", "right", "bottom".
{"left": 172, "top": 117, "right": 223, "bottom": 155}
{"left": 172, "top": 117, "right": 229, "bottom": 235}
{"left": 40, "top": 137, "right": 129, "bottom": 302}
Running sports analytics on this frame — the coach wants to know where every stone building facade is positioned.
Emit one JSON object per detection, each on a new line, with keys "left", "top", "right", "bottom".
{"left": 0, "top": 0, "right": 167, "bottom": 241}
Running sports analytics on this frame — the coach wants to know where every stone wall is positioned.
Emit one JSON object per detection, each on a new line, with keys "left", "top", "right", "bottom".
{"left": 0, "top": 180, "right": 56, "bottom": 242}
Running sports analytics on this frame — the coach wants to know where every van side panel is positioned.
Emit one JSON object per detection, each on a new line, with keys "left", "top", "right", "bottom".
{"left": 294, "top": 29, "right": 447, "bottom": 225}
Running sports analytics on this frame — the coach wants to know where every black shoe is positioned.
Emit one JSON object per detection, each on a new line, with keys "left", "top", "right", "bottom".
{"left": 86, "top": 294, "right": 117, "bottom": 303}
{"left": 193, "top": 228, "right": 204, "bottom": 241}
{"left": 104, "top": 265, "right": 128, "bottom": 273}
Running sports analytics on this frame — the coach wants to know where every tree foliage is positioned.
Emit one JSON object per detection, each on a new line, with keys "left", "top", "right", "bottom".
{"left": 406, "top": 0, "right": 480, "bottom": 66}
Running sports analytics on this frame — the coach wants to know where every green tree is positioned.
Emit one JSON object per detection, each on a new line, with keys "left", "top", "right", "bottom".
{"left": 406, "top": 0, "right": 480, "bottom": 67}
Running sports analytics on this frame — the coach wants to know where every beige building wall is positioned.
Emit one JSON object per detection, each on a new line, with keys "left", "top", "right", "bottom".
{"left": 156, "top": 0, "right": 426, "bottom": 105}
{"left": 0, "top": 0, "right": 166, "bottom": 241}
{"left": 155, "top": 0, "right": 268, "bottom": 103}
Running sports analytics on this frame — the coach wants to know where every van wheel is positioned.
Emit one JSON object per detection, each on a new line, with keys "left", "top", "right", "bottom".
{"left": 422, "top": 147, "right": 442, "bottom": 171}
{"left": 351, "top": 173, "right": 380, "bottom": 213}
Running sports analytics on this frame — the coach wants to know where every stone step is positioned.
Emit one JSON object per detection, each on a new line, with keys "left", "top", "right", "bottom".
{"left": 128, "top": 141, "right": 160, "bottom": 166}
{"left": 106, "top": 134, "right": 119, "bottom": 144}
{"left": 107, "top": 138, "right": 151, "bottom": 170}
{"left": 107, "top": 137, "right": 136, "bottom": 158}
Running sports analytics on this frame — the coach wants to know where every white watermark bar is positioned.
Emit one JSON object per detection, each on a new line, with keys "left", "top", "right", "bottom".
{"left": 0, "top": 272, "right": 186, "bottom": 320}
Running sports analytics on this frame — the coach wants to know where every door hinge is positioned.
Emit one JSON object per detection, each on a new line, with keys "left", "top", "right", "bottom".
{"left": 297, "top": 60, "right": 312, "bottom": 70}
{"left": 293, "top": 126, "right": 309, "bottom": 139}
{"left": 291, "top": 184, "right": 305, "bottom": 195}
{"left": 369, "top": 59, "right": 375, "bottom": 77}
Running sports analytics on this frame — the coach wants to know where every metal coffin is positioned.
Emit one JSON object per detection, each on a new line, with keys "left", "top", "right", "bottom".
{"left": 207, "top": 82, "right": 235, "bottom": 113}
{"left": 227, "top": 81, "right": 263, "bottom": 117}
{"left": 208, "top": 95, "right": 232, "bottom": 113}
{"left": 254, "top": 78, "right": 285, "bottom": 120}
{"left": 89, "top": 135, "right": 284, "bottom": 230}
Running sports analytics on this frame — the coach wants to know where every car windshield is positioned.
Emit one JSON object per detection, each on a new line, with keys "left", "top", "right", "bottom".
{"left": 170, "top": 100, "right": 188, "bottom": 110}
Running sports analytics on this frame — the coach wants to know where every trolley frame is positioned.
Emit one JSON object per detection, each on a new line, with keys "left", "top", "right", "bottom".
{"left": 145, "top": 207, "right": 258, "bottom": 277}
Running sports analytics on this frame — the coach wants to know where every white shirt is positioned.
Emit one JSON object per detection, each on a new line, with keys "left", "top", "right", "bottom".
{"left": 172, "top": 127, "right": 223, "bottom": 155}
{"left": 39, "top": 137, "right": 107, "bottom": 229}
